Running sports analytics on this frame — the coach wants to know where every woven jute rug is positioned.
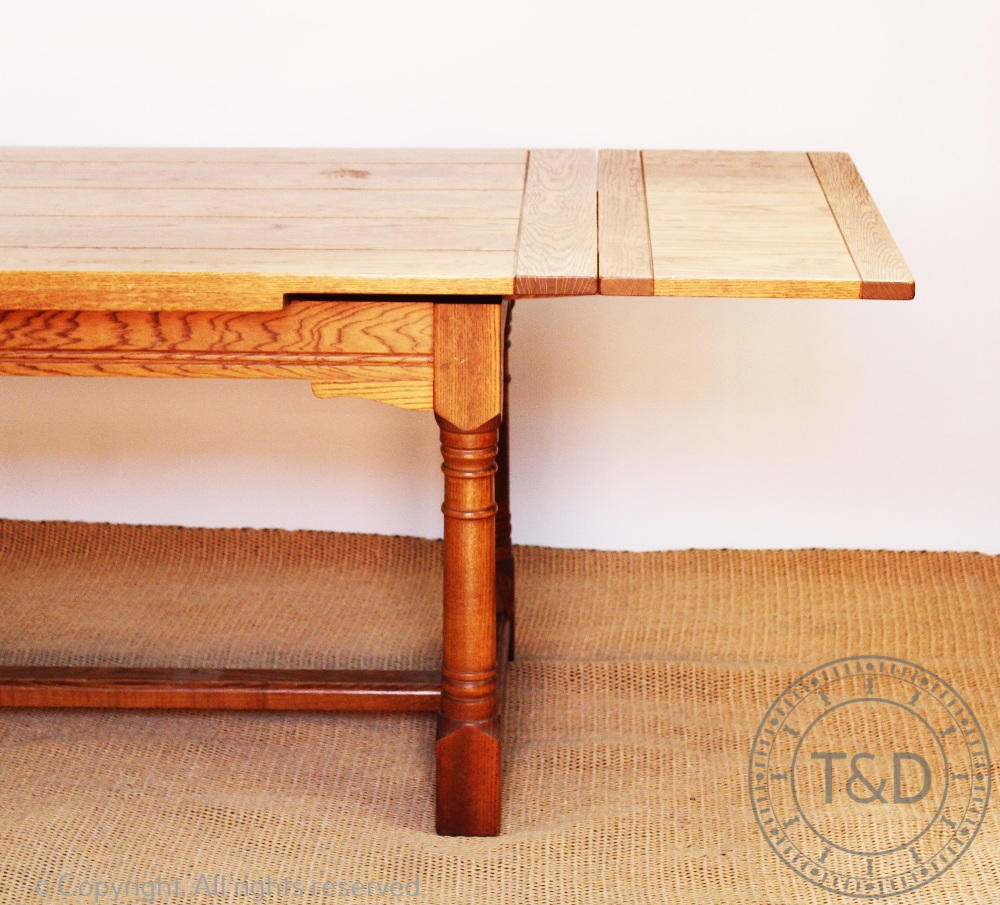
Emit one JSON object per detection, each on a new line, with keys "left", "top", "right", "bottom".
{"left": 1, "top": 519, "right": 997, "bottom": 904}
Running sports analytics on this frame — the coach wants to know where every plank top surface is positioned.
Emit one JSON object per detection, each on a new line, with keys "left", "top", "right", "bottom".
{"left": 0, "top": 148, "right": 597, "bottom": 310}
{"left": 597, "top": 150, "right": 913, "bottom": 299}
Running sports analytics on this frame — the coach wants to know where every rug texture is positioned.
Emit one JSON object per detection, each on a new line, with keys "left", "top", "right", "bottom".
{"left": 0, "top": 519, "right": 997, "bottom": 904}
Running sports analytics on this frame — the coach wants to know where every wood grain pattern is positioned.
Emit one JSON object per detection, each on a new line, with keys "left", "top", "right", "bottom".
{"left": 641, "top": 150, "right": 862, "bottom": 298}
{"left": 0, "top": 147, "right": 527, "bottom": 163}
{"left": 514, "top": 149, "right": 597, "bottom": 296}
{"left": 642, "top": 150, "right": 809, "bottom": 168}
{"left": 808, "top": 152, "right": 914, "bottom": 300}
{"left": 0, "top": 301, "right": 434, "bottom": 410}
{"left": 0, "top": 300, "right": 432, "bottom": 354}
{"left": 597, "top": 150, "right": 652, "bottom": 295}
{"left": 0, "top": 356, "right": 431, "bottom": 408}
{"left": 0, "top": 149, "right": 539, "bottom": 306}
{"left": 433, "top": 301, "right": 502, "bottom": 432}
{"left": 0, "top": 188, "right": 525, "bottom": 219}
{"left": 310, "top": 364, "right": 432, "bottom": 410}
{"left": 0, "top": 215, "right": 519, "bottom": 252}
{"left": 0, "top": 148, "right": 603, "bottom": 304}
{"left": 0, "top": 251, "right": 515, "bottom": 308}
{"left": 0, "top": 160, "right": 527, "bottom": 191}
{"left": 0, "top": 666, "right": 440, "bottom": 711}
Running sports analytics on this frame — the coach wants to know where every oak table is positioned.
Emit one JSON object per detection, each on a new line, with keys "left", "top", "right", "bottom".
{"left": 0, "top": 147, "right": 598, "bottom": 837}
{"left": 0, "top": 147, "right": 913, "bottom": 837}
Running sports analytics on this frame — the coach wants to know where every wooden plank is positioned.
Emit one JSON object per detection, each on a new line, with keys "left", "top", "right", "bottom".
{"left": 808, "top": 152, "right": 914, "bottom": 300}
{"left": 0, "top": 300, "right": 433, "bottom": 354}
{"left": 0, "top": 160, "right": 527, "bottom": 191}
{"left": 0, "top": 215, "right": 519, "bottom": 252}
{"left": 642, "top": 150, "right": 808, "bottom": 168}
{"left": 0, "top": 147, "right": 527, "bottom": 164}
{"left": 0, "top": 249, "right": 515, "bottom": 309}
{"left": 597, "top": 150, "right": 652, "bottom": 295}
{"left": 645, "top": 189, "right": 850, "bottom": 219}
{"left": 0, "top": 354, "right": 433, "bottom": 410}
{"left": 310, "top": 364, "right": 433, "bottom": 410}
{"left": 643, "top": 150, "right": 861, "bottom": 298}
{"left": 0, "top": 666, "right": 441, "bottom": 711}
{"left": 649, "top": 275, "right": 861, "bottom": 299}
{"left": 638, "top": 166, "right": 821, "bottom": 194}
{"left": 0, "top": 187, "right": 525, "bottom": 219}
{"left": 514, "top": 149, "right": 597, "bottom": 296}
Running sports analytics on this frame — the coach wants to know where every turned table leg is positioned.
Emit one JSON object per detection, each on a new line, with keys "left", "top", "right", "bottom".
{"left": 433, "top": 300, "right": 503, "bottom": 836}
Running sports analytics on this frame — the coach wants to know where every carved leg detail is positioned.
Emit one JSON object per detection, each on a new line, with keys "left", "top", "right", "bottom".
{"left": 435, "top": 421, "right": 501, "bottom": 836}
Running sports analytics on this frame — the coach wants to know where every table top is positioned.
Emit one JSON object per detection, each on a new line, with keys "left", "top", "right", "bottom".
{"left": 0, "top": 148, "right": 597, "bottom": 310}
{"left": 598, "top": 150, "right": 913, "bottom": 299}
{"left": 0, "top": 147, "right": 913, "bottom": 310}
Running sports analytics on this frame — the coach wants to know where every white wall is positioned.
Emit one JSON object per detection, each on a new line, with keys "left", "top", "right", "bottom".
{"left": 0, "top": 0, "right": 997, "bottom": 553}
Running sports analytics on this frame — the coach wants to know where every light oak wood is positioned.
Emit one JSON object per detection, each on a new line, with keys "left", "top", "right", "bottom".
{"left": 597, "top": 150, "right": 652, "bottom": 295}
{"left": 0, "top": 149, "right": 529, "bottom": 306}
{"left": 0, "top": 160, "right": 527, "bottom": 191}
{"left": 642, "top": 150, "right": 861, "bottom": 298}
{"left": 644, "top": 276, "right": 861, "bottom": 299}
{"left": 0, "top": 188, "right": 525, "bottom": 219}
{"left": 0, "top": 148, "right": 602, "bottom": 307}
{"left": 808, "top": 152, "right": 915, "bottom": 300}
{"left": 0, "top": 215, "right": 519, "bottom": 252}
{"left": 0, "top": 355, "right": 431, "bottom": 409}
{"left": 642, "top": 150, "right": 810, "bottom": 168}
{"left": 0, "top": 250, "right": 515, "bottom": 308}
{"left": 0, "top": 666, "right": 441, "bottom": 711}
{"left": 0, "top": 147, "right": 527, "bottom": 163}
{"left": 514, "top": 149, "right": 598, "bottom": 296}
{"left": 637, "top": 164, "right": 822, "bottom": 194}
{"left": 310, "top": 364, "right": 432, "bottom": 411}
{"left": 597, "top": 150, "right": 913, "bottom": 300}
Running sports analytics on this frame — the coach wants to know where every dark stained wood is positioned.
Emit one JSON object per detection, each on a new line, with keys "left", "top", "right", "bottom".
{"left": 514, "top": 149, "right": 598, "bottom": 296}
{"left": 435, "top": 422, "right": 502, "bottom": 836}
{"left": 0, "top": 666, "right": 440, "bottom": 711}
{"left": 433, "top": 300, "right": 503, "bottom": 836}
{"left": 495, "top": 301, "right": 515, "bottom": 661}
{"left": 808, "top": 151, "right": 915, "bottom": 300}
{"left": 496, "top": 614, "right": 512, "bottom": 696}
